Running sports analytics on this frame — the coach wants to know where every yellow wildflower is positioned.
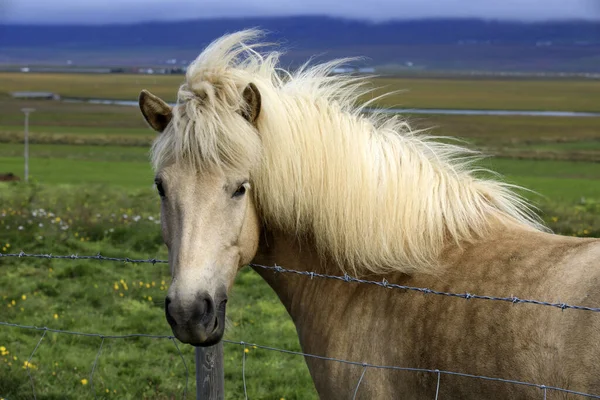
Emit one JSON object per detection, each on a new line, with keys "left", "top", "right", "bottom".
{"left": 54, "top": 314, "right": 58, "bottom": 319}
{"left": 81, "top": 379, "right": 88, "bottom": 385}
{"left": 11, "top": 300, "right": 15, "bottom": 306}
{"left": 244, "top": 348, "right": 249, "bottom": 353}
{"left": 21, "top": 295, "right": 26, "bottom": 300}
{"left": 23, "top": 361, "right": 37, "bottom": 369}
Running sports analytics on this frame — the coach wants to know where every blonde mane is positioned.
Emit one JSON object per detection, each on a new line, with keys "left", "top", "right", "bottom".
{"left": 151, "top": 29, "right": 547, "bottom": 276}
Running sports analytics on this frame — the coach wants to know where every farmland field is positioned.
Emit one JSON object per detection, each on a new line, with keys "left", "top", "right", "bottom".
{"left": 2, "top": 72, "right": 600, "bottom": 111}
{"left": 1, "top": 72, "right": 599, "bottom": 399}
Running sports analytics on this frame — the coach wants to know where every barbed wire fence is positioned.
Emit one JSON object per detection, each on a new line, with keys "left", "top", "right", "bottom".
{"left": 2, "top": 251, "right": 600, "bottom": 399}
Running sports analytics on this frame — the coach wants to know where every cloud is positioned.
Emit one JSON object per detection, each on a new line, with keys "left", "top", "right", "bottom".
{"left": 2, "top": 0, "right": 599, "bottom": 24}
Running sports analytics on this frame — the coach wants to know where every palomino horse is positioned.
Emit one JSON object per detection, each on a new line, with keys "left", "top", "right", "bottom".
{"left": 139, "top": 30, "right": 600, "bottom": 399}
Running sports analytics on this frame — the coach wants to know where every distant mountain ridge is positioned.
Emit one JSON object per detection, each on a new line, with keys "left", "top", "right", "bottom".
{"left": 1, "top": 17, "right": 599, "bottom": 72}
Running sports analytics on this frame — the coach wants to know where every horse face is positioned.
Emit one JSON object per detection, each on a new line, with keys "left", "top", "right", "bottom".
{"left": 139, "top": 85, "right": 263, "bottom": 347}
{"left": 156, "top": 165, "right": 260, "bottom": 346}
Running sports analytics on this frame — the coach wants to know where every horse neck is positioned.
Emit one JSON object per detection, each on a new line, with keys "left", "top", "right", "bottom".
{"left": 251, "top": 230, "right": 349, "bottom": 327}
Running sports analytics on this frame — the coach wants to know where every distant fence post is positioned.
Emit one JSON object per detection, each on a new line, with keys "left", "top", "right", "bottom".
{"left": 21, "top": 107, "right": 35, "bottom": 183}
{"left": 195, "top": 343, "right": 224, "bottom": 399}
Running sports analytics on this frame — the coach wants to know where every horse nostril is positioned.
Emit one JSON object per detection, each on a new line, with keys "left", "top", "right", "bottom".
{"left": 192, "top": 295, "right": 215, "bottom": 327}
{"left": 165, "top": 297, "right": 177, "bottom": 327}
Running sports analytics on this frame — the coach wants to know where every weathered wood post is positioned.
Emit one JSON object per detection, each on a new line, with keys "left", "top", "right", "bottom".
{"left": 195, "top": 342, "right": 224, "bottom": 399}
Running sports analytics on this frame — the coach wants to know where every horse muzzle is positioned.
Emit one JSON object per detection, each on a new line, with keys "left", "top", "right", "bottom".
{"left": 165, "top": 291, "right": 227, "bottom": 347}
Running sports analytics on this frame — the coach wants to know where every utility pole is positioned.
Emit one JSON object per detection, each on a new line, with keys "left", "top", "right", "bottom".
{"left": 21, "top": 108, "right": 35, "bottom": 183}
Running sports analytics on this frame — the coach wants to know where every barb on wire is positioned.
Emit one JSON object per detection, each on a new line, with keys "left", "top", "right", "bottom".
{"left": 3, "top": 252, "right": 600, "bottom": 314}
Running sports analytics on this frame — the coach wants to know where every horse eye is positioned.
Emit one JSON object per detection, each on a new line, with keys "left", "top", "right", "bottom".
{"left": 155, "top": 179, "right": 166, "bottom": 198}
{"left": 232, "top": 184, "right": 246, "bottom": 198}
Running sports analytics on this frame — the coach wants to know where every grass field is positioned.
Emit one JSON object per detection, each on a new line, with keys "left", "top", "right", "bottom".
{"left": 2, "top": 72, "right": 600, "bottom": 112}
{"left": 0, "top": 185, "right": 313, "bottom": 399}
{"left": 0, "top": 72, "right": 599, "bottom": 399}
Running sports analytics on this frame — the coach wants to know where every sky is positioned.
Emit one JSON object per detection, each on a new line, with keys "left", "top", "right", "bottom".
{"left": 2, "top": 0, "right": 600, "bottom": 24}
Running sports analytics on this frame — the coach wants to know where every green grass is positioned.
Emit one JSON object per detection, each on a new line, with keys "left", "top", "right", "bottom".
{"left": 0, "top": 144, "right": 151, "bottom": 162}
{"left": 1, "top": 157, "right": 153, "bottom": 188}
{"left": 3, "top": 72, "right": 600, "bottom": 112}
{"left": 0, "top": 185, "right": 316, "bottom": 400}
{"left": 1, "top": 143, "right": 598, "bottom": 202}
{"left": 0, "top": 73, "right": 182, "bottom": 104}
{"left": 370, "top": 77, "right": 600, "bottom": 112}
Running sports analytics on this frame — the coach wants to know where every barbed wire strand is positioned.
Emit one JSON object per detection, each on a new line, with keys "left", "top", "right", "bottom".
{"left": 3, "top": 252, "right": 600, "bottom": 398}
{"left": 251, "top": 263, "right": 600, "bottom": 313}
{"left": 89, "top": 337, "right": 105, "bottom": 400}
{"left": 1, "top": 320, "right": 599, "bottom": 398}
{"left": 0, "top": 252, "right": 168, "bottom": 264}
{"left": 26, "top": 329, "right": 46, "bottom": 400}
{"left": 352, "top": 363, "right": 368, "bottom": 400}
{"left": 2, "top": 252, "right": 600, "bottom": 314}
{"left": 220, "top": 339, "right": 600, "bottom": 399}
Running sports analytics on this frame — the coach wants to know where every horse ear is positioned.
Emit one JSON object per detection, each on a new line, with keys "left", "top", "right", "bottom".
{"left": 139, "top": 90, "right": 172, "bottom": 133}
{"left": 241, "top": 83, "right": 261, "bottom": 125}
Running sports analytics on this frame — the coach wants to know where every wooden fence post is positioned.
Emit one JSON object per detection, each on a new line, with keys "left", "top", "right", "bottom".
{"left": 195, "top": 343, "right": 224, "bottom": 399}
